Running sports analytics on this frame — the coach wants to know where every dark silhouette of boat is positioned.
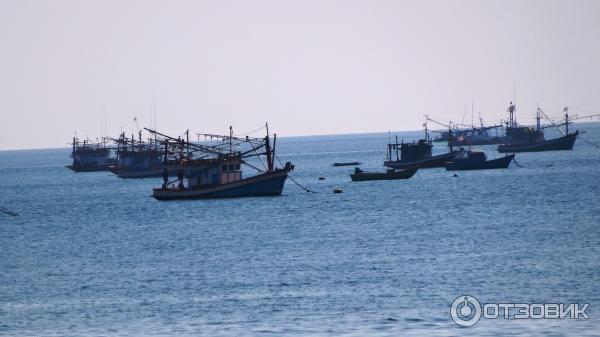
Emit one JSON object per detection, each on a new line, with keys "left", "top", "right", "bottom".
{"left": 332, "top": 162, "right": 361, "bottom": 167}
{"left": 384, "top": 133, "right": 456, "bottom": 169}
{"left": 147, "top": 125, "right": 293, "bottom": 200}
{"left": 107, "top": 131, "right": 164, "bottom": 178}
{"left": 67, "top": 137, "right": 117, "bottom": 172}
{"left": 497, "top": 103, "right": 578, "bottom": 153}
{"left": 446, "top": 149, "right": 514, "bottom": 171}
{"left": 350, "top": 167, "right": 417, "bottom": 181}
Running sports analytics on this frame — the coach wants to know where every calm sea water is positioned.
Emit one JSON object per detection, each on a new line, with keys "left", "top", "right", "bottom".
{"left": 1, "top": 125, "right": 600, "bottom": 336}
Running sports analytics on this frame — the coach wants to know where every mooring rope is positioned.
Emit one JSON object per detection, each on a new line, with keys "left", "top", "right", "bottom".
{"left": 577, "top": 136, "right": 600, "bottom": 148}
{"left": 275, "top": 155, "right": 316, "bottom": 193}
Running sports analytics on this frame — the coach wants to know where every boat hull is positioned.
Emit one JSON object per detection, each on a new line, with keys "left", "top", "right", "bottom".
{"left": 446, "top": 154, "right": 514, "bottom": 171}
{"left": 66, "top": 164, "right": 114, "bottom": 172}
{"left": 152, "top": 170, "right": 289, "bottom": 200}
{"left": 384, "top": 152, "right": 456, "bottom": 169}
{"left": 498, "top": 133, "right": 577, "bottom": 153}
{"left": 350, "top": 167, "right": 417, "bottom": 181}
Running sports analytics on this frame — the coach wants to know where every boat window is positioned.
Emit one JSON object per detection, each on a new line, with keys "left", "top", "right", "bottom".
{"left": 228, "top": 164, "right": 235, "bottom": 171}
{"left": 221, "top": 164, "right": 227, "bottom": 171}
{"left": 235, "top": 164, "right": 241, "bottom": 170}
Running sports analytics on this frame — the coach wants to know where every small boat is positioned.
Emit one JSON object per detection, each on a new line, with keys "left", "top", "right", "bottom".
{"left": 67, "top": 136, "right": 117, "bottom": 172}
{"left": 350, "top": 167, "right": 417, "bottom": 181}
{"left": 332, "top": 162, "right": 361, "bottom": 167}
{"left": 148, "top": 124, "right": 294, "bottom": 200}
{"left": 446, "top": 149, "right": 514, "bottom": 171}
{"left": 497, "top": 103, "right": 578, "bottom": 153}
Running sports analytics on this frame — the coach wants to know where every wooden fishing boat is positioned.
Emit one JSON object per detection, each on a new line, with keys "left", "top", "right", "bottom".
{"left": 109, "top": 131, "right": 174, "bottom": 178}
{"left": 384, "top": 127, "right": 456, "bottom": 169}
{"left": 446, "top": 149, "right": 514, "bottom": 171}
{"left": 350, "top": 167, "right": 417, "bottom": 181}
{"left": 332, "top": 162, "right": 361, "bottom": 167}
{"left": 147, "top": 124, "right": 294, "bottom": 200}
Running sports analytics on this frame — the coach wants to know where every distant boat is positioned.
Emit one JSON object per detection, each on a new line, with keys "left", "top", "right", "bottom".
{"left": 148, "top": 124, "right": 293, "bottom": 200}
{"left": 350, "top": 167, "right": 417, "bottom": 181}
{"left": 446, "top": 149, "right": 514, "bottom": 171}
{"left": 108, "top": 131, "right": 173, "bottom": 178}
{"left": 497, "top": 103, "right": 577, "bottom": 153}
{"left": 332, "top": 162, "right": 361, "bottom": 167}
{"left": 67, "top": 137, "right": 116, "bottom": 172}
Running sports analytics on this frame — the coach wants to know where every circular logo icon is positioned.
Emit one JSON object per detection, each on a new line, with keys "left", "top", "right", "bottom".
{"left": 450, "top": 295, "right": 482, "bottom": 327}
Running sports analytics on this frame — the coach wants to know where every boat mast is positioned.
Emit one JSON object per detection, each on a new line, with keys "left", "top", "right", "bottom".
{"left": 564, "top": 107, "right": 570, "bottom": 135}
{"left": 265, "top": 122, "right": 273, "bottom": 171}
{"left": 508, "top": 102, "right": 516, "bottom": 127}
{"left": 536, "top": 107, "right": 542, "bottom": 130}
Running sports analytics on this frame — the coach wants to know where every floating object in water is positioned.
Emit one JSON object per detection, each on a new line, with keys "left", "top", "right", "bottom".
{"left": 350, "top": 167, "right": 417, "bottom": 181}
{"left": 332, "top": 162, "right": 361, "bottom": 167}
{"left": 446, "top": 149, "right": 514, "bottom": 171}
{"left": 453, "top": 174, "right": 459, "bottom": 177}
{"left": 318, "top": 177, "right": 325, "bottom": 180}
{"left": 333, "top": 188, "right": 343, "bottom": 193}
{"left": 0, "top": 207, "right": 18, "bottom": 216}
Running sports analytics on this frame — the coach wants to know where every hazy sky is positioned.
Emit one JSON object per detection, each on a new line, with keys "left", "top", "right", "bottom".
{"left": 1, "top": 0, "right": 599, "bottom": 150}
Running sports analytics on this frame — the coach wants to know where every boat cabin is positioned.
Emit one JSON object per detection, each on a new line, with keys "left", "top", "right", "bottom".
{"left": 186, "top": 158, "right": 243, "bottom": 189}
{"left": 453, "top": 148, "right": 487, "bottom": 162}
{"left": 116, "top": 148, "right": 162, "bottom": 172}
{"left": 505, "top": 126, "right": 545, "bottom": 145}
{"left": 399, "top": 139, "right": 433, "bottom": 162}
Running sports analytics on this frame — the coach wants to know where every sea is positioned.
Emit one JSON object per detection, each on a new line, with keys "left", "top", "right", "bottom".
{"left": 1, "top": 124, "right": 599, "bottom": 337}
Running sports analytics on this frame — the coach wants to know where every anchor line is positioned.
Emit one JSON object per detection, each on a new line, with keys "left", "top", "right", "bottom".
{"left": 274, "top": 154, "right": 316, "bottom": 193}
{"left": 512, "top": 156, "right": 524, "bottom": 168}
{"left": 577, "top": 136, "right": 600, "bottom": 148}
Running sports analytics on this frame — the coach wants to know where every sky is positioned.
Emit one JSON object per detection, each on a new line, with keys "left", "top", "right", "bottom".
{"left": 1, "top": 0, "right": 599, "bottom": 150}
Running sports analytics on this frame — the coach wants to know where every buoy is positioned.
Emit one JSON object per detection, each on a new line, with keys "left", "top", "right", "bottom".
{"left": 318, "top": 177, "right": 325, "bottom": 180}
{"left": 333, "top": 188, "right": 343, "bottom": 193}
{"left": 453, "top": 174, "right": 458, "bottom": 177}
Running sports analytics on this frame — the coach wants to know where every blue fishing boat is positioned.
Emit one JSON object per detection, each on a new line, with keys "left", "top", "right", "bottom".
{"left": 384, "top": 130, "right": 456, "bottom": 169}
{"left": 67, "top": 137, "right": 117, "bottom": 172}
{"left": 446, "top": 149, "right": 514, "bottom": 171}
{"left": 147, "top": 125, "right": 293, "bottom": 200}
{"left": 109, "top": 131, "right": 171, "bottom": 178}
{"left": 497, "top": 103, "right": 578, "bottom": 153}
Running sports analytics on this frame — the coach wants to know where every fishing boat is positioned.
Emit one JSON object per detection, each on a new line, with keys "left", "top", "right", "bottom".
{"left": 384, "top": 126, "right": 456, "bottom": 169}
{"left": 109, "top": 131, "right": 173, "bottom": 178}
{"left": 67, "top": 136, "right": 117, "bottom": 172}
{"left": 333, "top": 162, "right": 361, "bottom": 167}
{"left": 147, "top": 125, "right": 294, "bottom": 200}
{"left": 446, "top": 148, "right": 514, "bottom": 171}
{"left": 497, "top": 103, "right": 578, "bottom": 153}
{"left": 350, "top": 166, "right": 417, "bottom": 181}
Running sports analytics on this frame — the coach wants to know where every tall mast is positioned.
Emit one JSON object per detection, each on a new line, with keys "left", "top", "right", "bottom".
{"left": 265, "top": 122, "right": 273, "bottom": 171}
{"left": 536, "top": 107, "right": 541, "bottom": 130}
{"left": 508, "top": 102, "right": 516, "bottom": 127}
{"left": 564, "top": 107, "right": 570, "bottom": 135}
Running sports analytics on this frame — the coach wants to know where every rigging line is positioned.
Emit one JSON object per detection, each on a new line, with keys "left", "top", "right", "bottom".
{"left": 242, "top": 161, "right": 265, "bottom": 173}
{"left": 239, "top": 124, "right": 267, "bottom": 136}
{"left": 248, "top": 140, "right": 268, "bottom": 170}
{"left": 274, "top": 154, "right": 316, "bottom": 193}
